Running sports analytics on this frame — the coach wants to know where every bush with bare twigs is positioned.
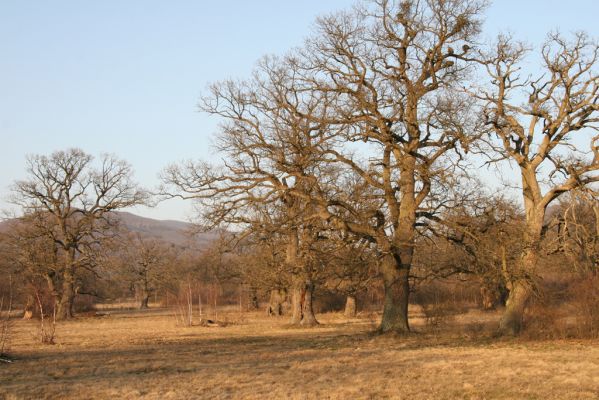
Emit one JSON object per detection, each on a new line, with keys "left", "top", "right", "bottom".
{"left": 523, "top": 274, "right": 599, "bottom": 339}
{"left": 173, "top": 284, "right": 195, "bottom": 327}
{"left": 34, "top": 289, "right": 56, "bottom": 345}
{"left": 171, "top": 281, "right": 223, "bottom": 327}
{"left": 413, "top": 281, "right": 474, "bottom": 331}
{"left": 571, "top": 276, "right": 599, "bottom": 338}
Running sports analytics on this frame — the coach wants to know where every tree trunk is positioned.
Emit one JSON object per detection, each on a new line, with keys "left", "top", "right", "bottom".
{"left": 286, "top": 229, "right": 304, "bottom": 325}
{"left": 56, "top": 267, "right": 75, "bottom": 320}
{"left": 499, "top": 194, "right": 543, "bottom": 335}
{"left": 344, "top": 295, "right": 357, "bottom": 318}
{"left": 299, "top": 280, "right": 318, "bottom": 326}
{"left": 56, "top": 287, "right": 74, "bottom": 320}
{"left": 377, "top": 155, "right": 416, "bottom": 334}
{"left": 499, "top": 247, "right": 538, "bottom": 335}
{"left": 139, "top": 292, "right": 150, "bottom": 309}
{"left": 379, "top": 254, "right": 410, "bottom": 333}
{"left": 290, "top": 285, "right": 303, "bottom": 324}
{"left": 499, "top": 280, "right": 533, "bottom": 335}
{"left": 139, "top": 281, "right": 150, "bottom": 309}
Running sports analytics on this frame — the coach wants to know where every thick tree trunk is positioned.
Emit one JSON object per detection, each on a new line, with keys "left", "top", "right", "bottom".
{"left": 377, "top": 155, "right": 416, "bottom": 334}
{"left": 286, "top": 228, "right": 305, "bottom": 325}
{"left": 379, "top": 255, "right": 410, "bottom": 333}
{"left": 56, "top": 291, "right": 73, "bottom": 320}
{"left": 499, "top": 189, "right": 543, "bottom": 335}
{"left": 57, "top": 248, "right": 78, "bottom": 320}
{"left": 499, "top": 247, "right": 539, "bottom": 335}
{"left": 344, "top": 295, "right": 357, "bottom": 318}
{"left": 139, "top": 281, "right": 150, "bottom": 309}
{"left": 499, "top": 280, "right": 533, "bottom": 335}
{"left": 56, "top": 267, "right": 75, "bottom": 320}
{"left": 139, "top": 292, "right": 150, "bottom": 309}
{"left": 290, "top": 285, "right": 303, "bottom": 324}
{"left": 290, "top": 280, "right": 319, "bottom": 326}
{"left": 299, "top": 280, "right": 318, "bottom": 326}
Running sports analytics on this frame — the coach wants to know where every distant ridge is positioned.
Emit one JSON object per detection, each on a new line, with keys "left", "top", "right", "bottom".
{"left": 115, "top": 211, "right": 216, "bottom": 247}
{"left": 0, "top": 211, "right": 216, "bottom": 249}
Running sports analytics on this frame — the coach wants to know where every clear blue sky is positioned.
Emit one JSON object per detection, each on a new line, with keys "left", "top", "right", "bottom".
{"left": 1, "top": 1, "right": 598, "bottom": 222}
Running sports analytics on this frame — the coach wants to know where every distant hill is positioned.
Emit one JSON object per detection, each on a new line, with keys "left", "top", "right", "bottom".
{"left": 0, "top": 211, "right": 216, "bottom": 249}
{"left": 115, "top": 212, "right": 216, "bottom": 248}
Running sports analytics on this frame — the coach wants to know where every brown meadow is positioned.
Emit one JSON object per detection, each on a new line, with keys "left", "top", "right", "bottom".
{"left": 1, "top": 307, "right": 599, "bottom": 399}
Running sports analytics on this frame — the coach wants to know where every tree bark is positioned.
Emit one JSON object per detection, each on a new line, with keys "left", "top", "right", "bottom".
{"left": 290, "top": 285, "right": 303, "bottom": 324}
{"left": 56, "top": 266, "right": 75, "bottom": 320}
{"left": 286, "top": 229, "right": 305, "bottom": 325}
{"left": 499, "top": 280, "right": 533, "bottom": 335}
{"left": 139, "top": 280, "right": 150, "bottom": 309}
{"left": 139, "top": 291, "right": 150, "bottom": 309}
{"left": 499, "top": 188, "right": 543, "bottom": 335}
{"left": 499, "top": 244, "right": 539, "bottom": 335}
{"left": 344, "top": 294, "right": 357, "bottom": 318}
{"left": 377, "top": 153, "right": 417, "bottom": 334}
{"left": 379, "top": 254, "right": 410, "bottom": 333}
{"left": 299, "top": 280, "right": 318, "bottom": 326}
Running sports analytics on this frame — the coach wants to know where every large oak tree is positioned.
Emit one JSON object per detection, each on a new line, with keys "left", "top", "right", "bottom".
{"left": 477, "top": 33, "right": 599, "bottom": 334}
{"left": 11, "top": 149, "right": 147, "bottom": 319}
{"left": 293, "top": 0, "right": 486, "bottom": 332}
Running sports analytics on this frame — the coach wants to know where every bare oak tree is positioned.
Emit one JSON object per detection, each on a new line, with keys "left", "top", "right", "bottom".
{"left": 114, "top": 234, "right": 175, "bottom": 309}
{"left": 478, "top": 33, "right": 599, "bottom": 334}
{"left": 11, "top": 149, "right": 147, "bottom": 319}
{"left": 294, "top": 0, "right": 486, "bottom": 332}
{"left": 162, "top": 58, "right": 340, "bottom": 326}
{"left": 1, "top": 217, "right": 62, "bottom": 319}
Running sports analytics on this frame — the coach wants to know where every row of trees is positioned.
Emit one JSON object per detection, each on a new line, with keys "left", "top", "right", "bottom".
{"left": 0, "top": 174, "right": 237, "bottom": 321}
{"left": 0, "top": 149, "right": 596, "bottom": 334}
{"left": 162, "top": 0, "right": 598, "bottom": 335}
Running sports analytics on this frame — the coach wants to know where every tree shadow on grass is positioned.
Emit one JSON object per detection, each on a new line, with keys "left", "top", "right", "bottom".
{"left": 0, "top": 317, "right": 515, "bottom": 399}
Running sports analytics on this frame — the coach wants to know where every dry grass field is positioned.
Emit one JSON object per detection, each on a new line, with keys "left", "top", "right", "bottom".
{"left": 1, "top": 306, "right": 599, "bottom": 399}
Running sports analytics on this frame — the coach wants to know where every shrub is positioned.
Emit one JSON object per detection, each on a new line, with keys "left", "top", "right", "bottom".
{"left": 522, "top": 273, "right": 599, "bottom": 339}
{"left": 413, "top": 281, "right": 473, "bottom": 331}
{"left": 33, "top": 289, "right": 56, "bottom": 345}
{"left": 570, "top": 275, "right": 599, "bottom": 338}
{"left": 73, "top": 294, "right": 96, "bottom": 313}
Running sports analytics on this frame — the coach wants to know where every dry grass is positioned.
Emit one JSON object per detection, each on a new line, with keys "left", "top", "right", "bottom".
{"left": 1, "top": 306, "right": 599, "bottom": 399}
